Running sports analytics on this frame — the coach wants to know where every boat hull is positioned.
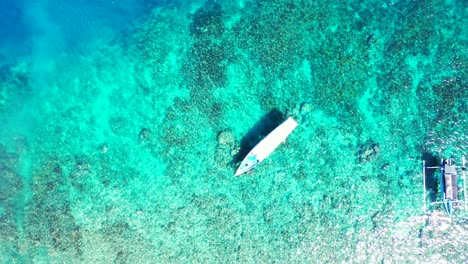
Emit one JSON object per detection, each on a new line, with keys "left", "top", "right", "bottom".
{"left": 235, "top": 117, "right": 298, "bottom": 176}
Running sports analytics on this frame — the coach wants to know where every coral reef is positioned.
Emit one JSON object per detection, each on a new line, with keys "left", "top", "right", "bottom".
{"left": 0, "top": 0, "right": 466, "bottom": 262}
{"left": 182, "top": 2, "right": 228, "bottom": 125}
{"left": 0, "top": 145, "right": 23, "bottom": 260}
{"left": 26, "top": 158, "right": 83, "bottom": 258}
{"left": 188, "top": 2, "right": 227, "bottom": 88}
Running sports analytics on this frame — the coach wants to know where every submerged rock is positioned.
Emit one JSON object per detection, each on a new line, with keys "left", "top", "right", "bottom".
{"left": 138, "top": 128, "right": 151, "bottom": 142}
{"left": 300, "top": 102, "right": 312, "bottom": 114}
{"left": 217, "top": 130, "right": 235, "bottom": 148}
{"left": 99, "top": 144, "right": 108, "bottom": 153}
{"left": 215, "top": 129, "right": 239, "bottom": 166}
{"left": 230, "top": 145, "right": 240, "bottom": 156}
{"left": 357, "top": 141, "right": 380, "bottom": 163}
{"left": 286, "top": 104, "right": 300, "bottom": 118}
{"left": 286, "top": 101, "right": 313, "bottom": 123}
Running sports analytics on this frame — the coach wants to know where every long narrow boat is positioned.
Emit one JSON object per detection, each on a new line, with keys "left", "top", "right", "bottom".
{"left": 235, "top": 117, "right": 298, "bottom": 176}
{"left": 439, "top": 158, "right": 466, "bottom": 215}
{"left": 423, "top": 156, "right": 467, "bottom": 215}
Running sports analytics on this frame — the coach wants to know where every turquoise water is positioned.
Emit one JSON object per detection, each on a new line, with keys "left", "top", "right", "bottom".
{"left": 1, "top": 0, "right": 467, "bottom": 262}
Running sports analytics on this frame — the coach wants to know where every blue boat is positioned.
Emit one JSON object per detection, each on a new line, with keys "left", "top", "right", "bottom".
{"left": 423, "top": 156, "right": 467, "bottom": 215}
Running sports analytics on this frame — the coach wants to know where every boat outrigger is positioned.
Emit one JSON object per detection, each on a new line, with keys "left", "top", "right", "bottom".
{"left": 235, "top": 117, "right": 298, "bottom": 176}
{"left": 423, "top": 156, "right": 467, "bottom": 215}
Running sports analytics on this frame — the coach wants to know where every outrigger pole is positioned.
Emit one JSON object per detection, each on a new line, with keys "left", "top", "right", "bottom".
{"left": 423, "top": 160, "right": 427, "bottom": 211}
{"left": 463, "top": 156, "right": 467, "bottom": 211}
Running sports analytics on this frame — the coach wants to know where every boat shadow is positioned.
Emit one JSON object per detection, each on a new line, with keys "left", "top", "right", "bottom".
{"left": 231, "top": 108, "right": 285, "bottom": 167}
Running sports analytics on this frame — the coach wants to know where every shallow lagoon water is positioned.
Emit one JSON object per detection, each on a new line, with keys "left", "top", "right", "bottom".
{"left": 0, "top": 0, "right": 467, "bottom": 262}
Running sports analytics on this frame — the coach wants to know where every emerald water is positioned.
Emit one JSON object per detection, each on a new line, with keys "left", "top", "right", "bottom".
{"left": 1, "top": 0, "right": 467, "bottom": 262}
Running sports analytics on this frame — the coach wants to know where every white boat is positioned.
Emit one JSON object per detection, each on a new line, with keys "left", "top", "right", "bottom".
{"left": 234, "top": 117, "right": 298, "bottom": 176}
